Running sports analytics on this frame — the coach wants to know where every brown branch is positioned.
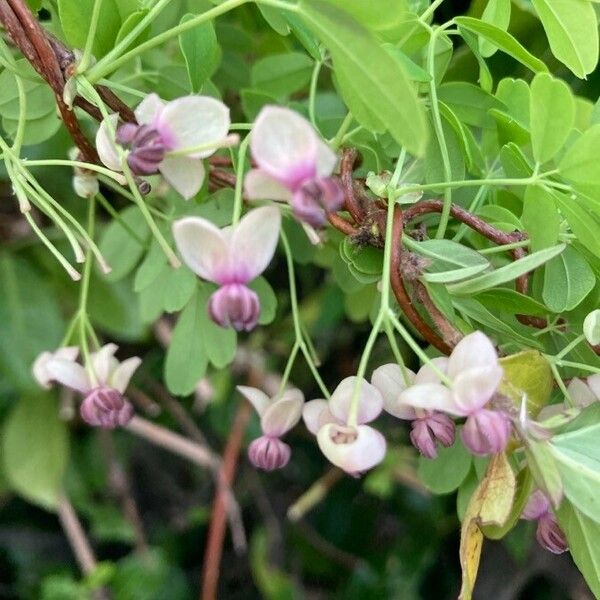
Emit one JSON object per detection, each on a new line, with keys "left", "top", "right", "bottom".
{"left": 201, "top": 401, "right": 252, "bottom": 600}
{"left": 390, "top": 206, "right": 453, "bottom": 354}
{"left": 327, "top": 212, "right": 357, "bottom": 236}
{"left": 340, "top": 147, "right": 365, "bottom": 223}
{"left": 413, "top": 280, "right": 462, "bottom": 347}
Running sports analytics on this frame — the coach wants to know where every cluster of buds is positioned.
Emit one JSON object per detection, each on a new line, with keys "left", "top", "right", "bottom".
{"left": 33, "top": 344, "right": 140, "bottom": 429}
{"left": 521, "top": 490, "right": 568, "bottom": 554}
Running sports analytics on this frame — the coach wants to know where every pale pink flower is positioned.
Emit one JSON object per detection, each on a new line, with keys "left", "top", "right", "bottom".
{"left": 96, "top": 94, "right": 237, "bottom": 199}
{"left": 537, "top": 374, "right": 600, "bottom": 421}
{"left": 33, "top": 346, "right": 79, "bottom": 389}
{"left": 521, "top": 490, "right": 568, "bottom": 554}
{"left": 172, "top": 206, "right": 281, "bottom": 331}
{"left": 302, "top": 377, "right": 386, "bottom": 474}
{"left": 371, "top": 362, "right": 455, "bottom": 458}
{"left": 245, "top": 106, "right": 343, "bottom": 227}
{"left": 35, "top": 343, "right": 140, "bottom": 429}
{"left": 399, "top": 332, "right": 510, "bottom": 456}
{"left": 238, "top": 385, "right": 304, "bottom": 471}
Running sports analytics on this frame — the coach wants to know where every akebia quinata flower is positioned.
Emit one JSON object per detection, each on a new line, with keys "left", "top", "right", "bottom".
{"left": 173, "top": 206, "right": 281, "bottom": 331}
{"left": 399, "top": 332, "right": 511, "bottom": 456}
{"left": 33, "top": 344, "right": 140, "bottom": 429}
{"left": 521, "top": 490, "right": 568, "bottom": 554}
{"left": 238, "top": 386, "right": 304, "bottom": 471}
{"left": 372, "top": 362, "right": 455, "bottom": 459}
{"left": 303, "top": 377, "right": 386, "bottom": 474}
{"left": 244, "top": 106, "right": 344, "bottom": 228}
{"left": 96, "top": 93, "right": 237, "bottom": 199}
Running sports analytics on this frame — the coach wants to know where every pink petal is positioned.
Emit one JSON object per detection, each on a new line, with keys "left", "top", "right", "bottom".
{"left": 237, "top": 386, "right": 271, "bottom": 416}
{"left": 45, "top": 358, "right": 91, "bottom": 394}
{"left": 250, "top": 106, "right": 318, "bottom": 189}
{"left": 452, "top": 365, "right": 504, "bottom": 414}
{"left": 399, "top": 383, "right": 459, "bottom": 415}
{"left": 172, "top": 216, "right": 230, "bottom": 283}
{"left": 158, "top": 96, "right": 230, "bottom": 157}
{"left": 244, "top": 169, "right": 293, "bottom": 202}
{"left": 302, "top": 399, "right": 329, "bottom": 435}
{"left": 110, "top": 357, "right": 141, "bottom": 394}
{"left": 414, "top": 357, "right": 449, "bottom": 385}
{"left": 159, "top": 155, "right": 205, "bottom": 200}
{"left": 329, "top": 376, "right": 383, "bottom": 424}
{"left": 316, "top": 140, "right": 337, "bottom": 177}
{"left": 447, "top": 331, "right": 499, "bottom": 380}
{"left": 91, "top": 344, "right": 118, "bottom": 386}
{"left": 134, "top": 93, "right": 166, "bottom": 125}
{"left": 230, "top": 206, "right": 281, "bottom": 282}
{"left": 96, "top": 114, "right": 122, "bottom": 171}
{"left": 317, "top": 423, "right": 386, "bottom": 473}
{"left": 261, "top": 389, "right": 304, "bottom": 437}
{"left": 522, "top": 489, "right": 550, "bottom": 520}
{"left": 371, "top": 364, "right": 416, "bottom": 420}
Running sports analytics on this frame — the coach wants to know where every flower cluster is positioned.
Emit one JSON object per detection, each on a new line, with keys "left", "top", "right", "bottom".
{"left": 521, "top": 490, "right": 568, "bottom": 554}
{"left": 33, "top": 344, "right": 140, "bottom": 429}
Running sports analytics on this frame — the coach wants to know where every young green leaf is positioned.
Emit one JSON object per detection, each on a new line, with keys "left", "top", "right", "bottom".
{"left": 417, "top": 437, "right": 472, "bottom": 495}
{"left": 521, "top": 185, "right": 560, "bottom": 252}
{"left": 552, "top": 191, "right": 600, "bottom": 258}
{"left": 250, "top": 52, "right": 313, "bottom": 98}
{"left": 479, "top": 0, "right": 511, "bottom": 58}
{"left": 179, "top": 15, "right": 221, "bottom": 92}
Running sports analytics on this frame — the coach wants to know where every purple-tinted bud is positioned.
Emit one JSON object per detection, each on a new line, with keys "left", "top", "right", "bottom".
{"left": 410, "top": 412, "right": 456, "bottom": 459}
{"left": 80, "top": 387, "right": 134, "bottom": 429}
{"left": 461, "top": 408, "right": 512, "bottom": 456}
{"left": 208, "top": 284, "right": 260, "bottom": 331}
{"left": 291, "top": 177, "right": 344, "bottom": 228}
{"left": 248, "top": 435, "right": 291, "bottom": 471}
{"left": 116, "top": 123, "right": 167, "bottom": 175}
{"left": 536, "top": 513, "right": 568, "bottom": 554}
{"left": 116, "top": 123, "right": 138, "bottom": 145}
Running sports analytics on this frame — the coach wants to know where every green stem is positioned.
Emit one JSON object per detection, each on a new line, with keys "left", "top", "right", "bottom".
{"left": 549, "top": 361, "right": 571, "bottom": 407}
{"left": 554, "top": 360, "right": 600, "bottom": 374}
{"left": 330, "top": 112, "right": 354, "bottom": 150}
{"left": 397, "top": 175, "right": 538, "bottom": 197}
{"left": 25, "top": 159, "right": 127, "bottom": 181}
{"left": 420, "top": 0, "right": 446, "bottom": 22}
{"left": 384, "top": 321, "right": 411, "bottom": 385}
{"left": 232, "top": 135, "right": 250, "bottom": 225}
{"left": 78, "top": 0, "right": 104, "bottom": 72}
{"left": 278, "top": 342, "right": 300, "bottom": 396}
{"left": 554, "top": 334, "right": 586, "bottom": 361}
{"left": 308, "top": 59, "right": 323, "bottom": 131}
{"left": 478, "top": 239, "right": 530, "bottom": 254}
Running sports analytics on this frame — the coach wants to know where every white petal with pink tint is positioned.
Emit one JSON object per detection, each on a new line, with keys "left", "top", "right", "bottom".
{"left": 159, "top": 96, "right": 230, "bottom": 157}
{"left": 315, "top": 139, "right": 338, "bottom": 177}
{"left": 447, "top": 331, "right": 498, "bottom": 379}
{"left": 261, "top": 389, "right": 304, "bottom": 437}
{"left": 522, "top": 490, "right": 550, "bottom": 520}
{"left": 134, "top": 93, "right": 166, "bottom": 125}
{"left": 96, "top": 113, "right": 121, "bottom": 171}
{"left": 587, "top": 374, "right": 600, "bottom": 400}
{"left": 567, "top": 378, "right": 597, "bottom": 408}
{"left": 399, "top": 383, "right": 458, "bottom": 414}
{"left": 45, "top": 358, "right": 91, "bottom": 394}
{"left": 173, "top": 216, "right": 230, "bottom": 283}
{"left": 452, "top": 365, "right": 504, "bottom": 414}
{"left": 230, "top": 206, "right": 281, "bottom": 282}
{"left": 317, "top": 423, "right": 386, "bottom": 473}
{"left": 414, "top": 357, "right": 449, "bottom": 385}
{"left": 238, "top": 386, "right": 271, "bottom": 416}
{"left": 371, "top": 364, "right": 416, "bottom": 420}
{"left": 244, "top": 169, "right": 293, "bottom": 202}
{"left": 110, "top": 357, "right": 142, "bottom": 393}
{"left": 91, "top": 344, "right": 118, "bottom": 385}
{"left": 328, "top": 376, "right": 383, "bottom": 424}
{"left": 302, "top": 399, "right": 328, "bottom": 435}
{"left": 33, "top": 346, "right": 79, "bottom": 388}
{"left": 251, "top": 106, "right": 317, "bottom": 184}
{"left": 160, "top": 155, "right": 205, "bottom": 200}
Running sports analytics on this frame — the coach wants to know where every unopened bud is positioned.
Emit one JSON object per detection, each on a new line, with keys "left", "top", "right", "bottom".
{"left": 116, "top": 123, "right": 167, "bottom": 175}
{"left": 536, "top": 513, "right": 568, "bottom": 554}
{"left": 80, "top": 387, "right": 134, "bottom": 429}
{"left": 410, "top": 412, "right": 455, "bottom": 459}
{"left": 248, "top": 435, "right": 291, "bottom": 471}
{"left": 461, "top": 408, "right": 511, "bottom": 456}
{"left": 208, "top": 284, "right": 260, "bottom": 331}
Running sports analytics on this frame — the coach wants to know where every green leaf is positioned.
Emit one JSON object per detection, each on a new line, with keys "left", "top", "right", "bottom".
{"left": 2, "top": 394, "right": 69, "bottom": 509}
{"left": 438, "top": 82, "right": 504, "bottom": 129}
{"left": 557, "top": 502, "right": 600, "bottom": 598}
{"left": 134, "top": 239, "right": 168, "bottom": 292}
{"left": 455, "top": 16, "right": 548, "bottom": 74}
{"left": 299, "top": 0, "right": 428, "bottom": 155}
{"left": 0, "top": 61, "right": 55, "bottom": 120}
{"left": 525, "top": 440, "right": 563, "bottom": 508}
{"left": 552, "top": 191, "right": 600, "bottom": 258}
{"left": 321, "top": 0, "right": 409, "bottom": 34}
{"left": 163, "top": 268, "right": 198, "bottom": 314}
{"left": 257, "top": 5, "right": 291, "bottom": 35}
{"left": 448, "top": 244, "right": 566, "bottom": 296}
{"left": 542, "top": 246, "right": 595, "bottom": 312}
{"left": 179, "top": 15, "right": 221, "bottom": 92}
{"left": 479, "top": 0, "right": 511, "bottom": 58}
{"left": 164, "top": 290, "right": 208, "bottom": 396}
{"left": 251, "top": 52, "right": 313, "bottom": 98}
{"left": 58, "top": 0, "right": 121, "bottom": 58}
{"left": 248, "top": 277, "right": 278, "bottom": 325}
{"left": 530, "top": 73, "right": 575, "bottom": 164}
{"left": 241, "top": 88, "right": 279, "bottom": 121}
{"left": 531, "top": 0, "right": 599, "bottom": 78}
{"left": 115, "top": 10, "right": 151, "bottom": 52}
{"left": 521, "top": 185, "right": 560, "bottom": 253}
{"left": 417, "top": 437, "right": 472, "bottom": 494}
{"left": 383, "top": 44, "right": 431, "bottom": 82}
{"left": 475, "top": 289, "right": 552, "bottom": 317}
{"left": 559, "top": 124, "right": 600, "bottom": 197}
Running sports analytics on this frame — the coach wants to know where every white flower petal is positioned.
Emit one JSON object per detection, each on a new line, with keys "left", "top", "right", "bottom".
{"left": 244, "top": 169, "right": 293, "bottom": 202}
{"left": 32, "top": 346, "right": 80, "bottom": 389}
{"left": 172, "top": 216, "right": 230, "bottom": 283}
{"left": 45, "top": 358, "right": 91, "bottom": 394}
{"left": 159, "top": 96, "right": 230, "bottom": 157}
{"left": 329, "top": 376, "right": 383, "bottom": 424}
{"left": 371, "top": 364, "right": 416, "bottom": 420}
{"left": 159, "top": 155, "right": 205, "bottom": 200}
{"left": 110, "top": 357, "right": 141, "bottom": 393}
{"left": 566, "top": 378, "right": 596, "bottom": 408}
{"left": 447, "top": 331, "right": 498, "bottom": 380}
{"left": 414, "top": 357, "right": 449, "bottom": 385}
{"left": 91, "top": 344, "right": 118, "bottom": 385}
{"left": 237, "top": 385, "right": 271, "bottom": 416}
{"left": 399, "top": 383, "right": 459, "bottom": 415}
{"left": 317, "top": 423, "right": 386, "bottom": 473}
{"left": 302, "top": 399, "right": 328, "bottom": 435}
{"left": 134, "top": 93, "right": 166, "bottom": 125}
{"left": 316, "top": 139, "right": 337, "bottom": 177}
{"left": 96, "top": 113, "right": 122, "bottom": 171}
{"left": 452, "top": 365, "right": 504, "bottom": 414}
{"left": 261, "top": 389, "right": 304, "bottom": 437}
{"left": 587, "top": 374, "right": 600, "bottom": 400}
{"left": 251, "top": 106, "right": 318, "bottom": 187}
{"left": 230, "top": 206, "right": 281, "bottom": 282}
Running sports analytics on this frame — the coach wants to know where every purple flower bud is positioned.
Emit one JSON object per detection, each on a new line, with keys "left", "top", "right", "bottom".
{"left": 116, "top": 123, "right": 167, "bottom": 175}
{"left": 208, "top": 284, "right": 260, "bottom": 331}
{"left": 80, "top": 387, "right": 134, "bottom": 429}
{"left": 461, "top": 408, "right": 512, "bottom": 456}
{"left": 536, "top": 513, "right": 568, "bottom": 554}
{"left": 291, "top": 177, "right": 344, "bottom": 227}
{"left": 410, "top": 412, "right": 456, "bottom": 459}
{"left": 248, "top": 435, "right": 291, "bottom": 471}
